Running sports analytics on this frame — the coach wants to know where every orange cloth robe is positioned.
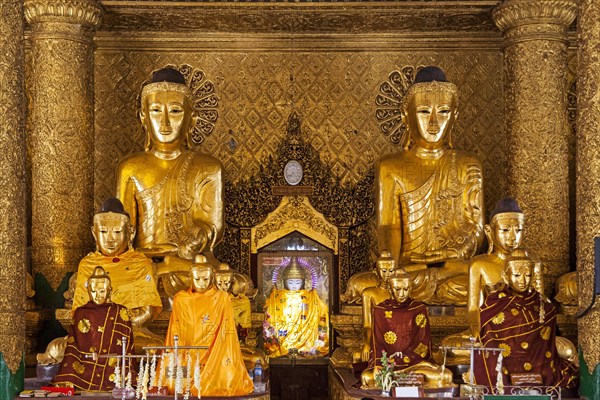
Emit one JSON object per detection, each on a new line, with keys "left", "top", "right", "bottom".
{"left": 73, "top": 249, "right": 162, "bottom": 312}
{"left": 53, "top": 302, "right": 134, "bottom": 391}
{"left": 263, "top": 288, "right": 329, "bottom": 357}
{"left": 165, "top": 287, "right": 253, "bottom": 397}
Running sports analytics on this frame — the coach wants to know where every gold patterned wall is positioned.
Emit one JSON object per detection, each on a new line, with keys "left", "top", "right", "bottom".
{"left": 94, "top": 46, "right": 506, "bottom": 263}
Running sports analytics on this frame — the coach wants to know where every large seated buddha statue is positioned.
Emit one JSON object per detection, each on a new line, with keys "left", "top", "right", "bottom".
{"left": 342, "top": 66, "right": 484, "bottom": 304}
{"left": 116, "top": 66, "right": 223, "bottom": 297}
{"left": 53, "top": 266, "right": 134, "bottom": 391}
{"left": 263, "top": 257, "right": 329, "bottom": 358}
{"left": 165, "top": 255, "right": 253, "bottom": 397}
{"left": 473, "top": 250, "right": 577, "bottom": 388}
{"left": 359, "top": 271, "right": 453, "bottom": 389}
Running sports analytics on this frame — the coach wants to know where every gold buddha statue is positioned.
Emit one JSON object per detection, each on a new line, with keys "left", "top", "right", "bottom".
{"left": 360, "top": 271, "right": 453, "bottom": 389}
{"left": 375, "top": 66, "right": 484, "bottom": 303}
{"left": 72, "top": 198, "right": 162, "bottom": 351}
{"left": 472, "top": 251, "right": 577, "bottom": 388}
{"left": 53, "top": 266, "right": 135, "bottom": 391}
{"left": 355, "top": 251, "right": 396, "bottom": 363}
{"left": 263, "top": 257, "right": 329, "bottom": 358}
{"left": 115, "top": 66, "right": 223, "bottom": 297}
{"left": 440, "top": 198, "right": 576, "bottom": 365}
{"left": 165, "top": 255, "right": 253, "bottom": 397}
{"left": 215, "top": 263, "right": 267, "bottom": 370}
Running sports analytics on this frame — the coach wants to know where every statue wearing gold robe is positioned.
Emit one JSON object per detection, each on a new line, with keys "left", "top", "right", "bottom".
{"left": 263, "top": 258, "right": 329, "bottom": 357}
{"left": 376, "top": 66, "right": 484, "bottom": 304}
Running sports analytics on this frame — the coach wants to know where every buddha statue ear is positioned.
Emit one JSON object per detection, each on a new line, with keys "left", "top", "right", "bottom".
{"left": 128, "top": 225, "right": 136, "bottom": 250}
{"left": 183, "top": 110, "right": 198, "bottom": 150}
{"left": 484, "top": 224, "right": 493, "bottom": 254}
{"left": 139, "top": 109, "right": 152, "bottom": 151}
{"left": 91, "top": 225, "right": 99, "bottom": 252}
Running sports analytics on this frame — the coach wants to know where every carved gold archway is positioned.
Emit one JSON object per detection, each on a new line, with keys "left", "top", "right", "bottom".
{"left": 251, "top": 195, "right": 338, "bottom": 254}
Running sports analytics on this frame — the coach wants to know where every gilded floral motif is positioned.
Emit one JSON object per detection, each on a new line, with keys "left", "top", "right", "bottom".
{"left": 384, "top": 331, "right": 397, "bottom": 345}
{"left": 540, "top": 326, "right": 551, "bottom": 340}
{"left": 119, "top": 308, "right": 130, "bottom": 321}
{"left": 384, "top": 311, "right": 393, "bottom": 319}
{"left": 415, "top": 343, "right": 429, "bottom": 358}
{"left": 78, "top": 318, "right": 91, "bottom": 334}
{"left": 73, "top": 361, "right": 85, "bottom": 375}
{"left": 492, "top": 312, "right": 505, "bottom": 325}
{"left": 498, "top": 342, "right": 511, "bottom": 357}
{"left": 415, "top": 313, "right": 427, "bottom": 328}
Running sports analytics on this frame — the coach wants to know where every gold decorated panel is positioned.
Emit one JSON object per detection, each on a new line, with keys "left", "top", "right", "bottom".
{"left": 94, "top": 43, "right": 506, "bottom": 232}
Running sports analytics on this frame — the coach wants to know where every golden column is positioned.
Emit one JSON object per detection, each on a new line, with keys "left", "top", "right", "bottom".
{"left": 25, "top": 0, "right": 102, "bottom": 290}
{"left": 493, "top": 0, "right": 576, "bottom": 288}
{"left": 576, "top": 1, "right": 600, "bottom": 395}
{"left": 0, "top": 0, "right": 27, "bottom": 395}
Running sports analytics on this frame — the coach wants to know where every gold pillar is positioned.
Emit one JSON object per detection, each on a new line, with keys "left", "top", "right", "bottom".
{"left": 0, "top": 0, "right": 27, "bottom": 375}
{"left": 493, "top": 0, "right": 576, "bottom": 288}
{"left": 25, "top": 0, "right": 102, "bottom": 289}
{"left": 576, "top": 0, "right": 600, "bottom": 370}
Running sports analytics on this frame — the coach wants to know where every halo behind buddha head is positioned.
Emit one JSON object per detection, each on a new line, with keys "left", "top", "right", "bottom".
{"left": 140, "top": 66, "right": 195, "bottom": 151}
{"left": 489, "top": 197, "right": 524, "bottom": 225}
{"left": 93, "top": 197, "right": 129, "bottom": 224}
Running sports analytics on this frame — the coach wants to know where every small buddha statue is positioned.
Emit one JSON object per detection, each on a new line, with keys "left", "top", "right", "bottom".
{"left": 355, "top": 251, "right": 397, "bottom": 363}
{"left": 72, "top": 198, "right": 162, "bottom": 351}
{"left": 165, "top": 255, "right": 253, "bottom": 397}
{"left": 360, "top": 271, "right": 453, "bottom": 389}
{"left": 473, "top": 250, "right": 577, "bottom": 388}
{"left": 116, "top": 66, "right": 223, "bottom": 297}
{"left": 467, "top": 197, "right": 526, "bottom": 339}
{"left": 375, "top": 65, "right": 484, "bottom": 303}
{"left": 215, "top": 263, "right": 267, "bottom": 370}
{"left": 52, "top": 266, "right": 134, "bottom": 391}
{"left": 263, "top": 257, "right": 329, "bottom": 358}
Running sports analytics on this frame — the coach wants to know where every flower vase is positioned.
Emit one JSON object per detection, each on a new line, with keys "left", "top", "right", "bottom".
{"left": 381, "top": 389, "right": 391, "bottom": 397}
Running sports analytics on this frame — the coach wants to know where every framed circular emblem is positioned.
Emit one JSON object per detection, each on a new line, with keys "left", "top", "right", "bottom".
{"left": 284, "top": 160, "right": 303, "bottom": 186}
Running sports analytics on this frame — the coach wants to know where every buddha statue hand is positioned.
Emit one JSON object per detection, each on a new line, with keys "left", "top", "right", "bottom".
{"left": 410, "top": 247, "right": 460, "bottom": 264}
{"left": 177, "top": 225, "right": 210, "bottom": 260}
{"left": 361, "top": 342, "right": 372, "bottom": 363}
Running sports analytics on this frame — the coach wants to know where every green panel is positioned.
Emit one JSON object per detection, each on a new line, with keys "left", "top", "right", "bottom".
{"left": 0, "top": 352, "right": 24, "bottom": 399}
{"left": 579, "top": 348, "right": 600, "bottom": 400}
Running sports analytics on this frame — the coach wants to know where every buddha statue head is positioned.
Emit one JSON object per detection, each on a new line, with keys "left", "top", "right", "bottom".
{"left": 190, "top": 254, "right": 214, "bottom": 293}
{"left": 92, "top": 198, "right": 134, "bottom": 257}
{"left": 87, "top": 266, "right": 112, "bottom": 305}
{"left": 485, "top": 197, "right": 525, "bottom": 256}
{"left": 401, "top": 66, "right": 459, "bottom": 151}
{"left": 283, "top": 258, "right": 306, "bottom": 291}
{"left": 376, "top": 251, "right": 396, "bottom": 287}
{"left": 388, "top": 271, "right": 412, "bottom": 304}
{"left": 215, "top": 262, "right": 234, "bottom": 293}
{"left": 140, "top": 67, "right": 198, "bottom": 152}
{"left": 502, "top": 249, "right": 534, "bottom": 294}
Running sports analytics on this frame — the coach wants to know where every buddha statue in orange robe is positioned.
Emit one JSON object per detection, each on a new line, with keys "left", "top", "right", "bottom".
{"left": 164, "top": 255, "right": 253, "bottom": 397}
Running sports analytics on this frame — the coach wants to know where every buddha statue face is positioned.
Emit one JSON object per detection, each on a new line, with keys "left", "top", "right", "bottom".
{"left": 285, "top": 278, "right": 304, "bottom": 291}
{"left": 375, "top": 253, "right": 396, "bottom": 287}
{"left": 389, "top": 277, "right": 412, "bottom": 303}
{"left": 92, "top": 212, "right": 133, "bottom": 257}
{"left": 215, "top": 272, "right": 234, "bottom": 292}
{"left": 504, "top": 261, "right": 533, "bottom": 294}
{"left": 141, "top": 90, "right": 195, "bottom": 150}
{"left": 486, "top": 214, "right": 524, "bottom": 255}
{"left": 190, "top": 266, "right": 213, "bottom": 293}
{"left": 88, "top": 279, "right": 111, "bottom": 305}
{"left": 283, "top": 258, "right": 306, "bottom": 291}
{"left": 403, "top": 89, "right": 458, "bottom": 150}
